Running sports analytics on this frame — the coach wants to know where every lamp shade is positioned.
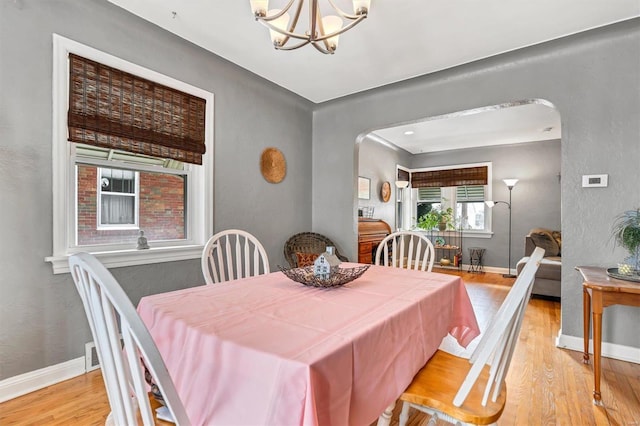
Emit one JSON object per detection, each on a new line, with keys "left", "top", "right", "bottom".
{"left": 395, "top": 180, "right": 409, "bottom": 189}
{"left": 250, "top": 0, "right": 269, "bottom": 16}
{"left": 352, "top": 0, "right": 370, "bottom": 14}
{"left": 503, "top": 178, "right": 519, "bottom": 189}
{"left": 485, "top": 201, "right": 496, "bottom": 207}
{"left": 321, "top": 15, "right": 343, "bottom": 50}
{"left": 268, "top": 9, "right": 290, "bottom": 46}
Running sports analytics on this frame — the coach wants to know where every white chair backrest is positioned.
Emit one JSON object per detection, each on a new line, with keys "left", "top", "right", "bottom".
{"left": 453, "top": 246, "right": 545, "bottom": 408}
{"left": 69, "top": 253, "right": 189, "bottom": 426}
{"left": 201, "top": 229, "right": 270, "bottom": 285}
{"left": 374, "top": 231, "right": 436, "bottom": 272}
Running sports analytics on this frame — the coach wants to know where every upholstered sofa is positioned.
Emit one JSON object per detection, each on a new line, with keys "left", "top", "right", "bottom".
{"left": 516, "top": 228, "right": 561, "bottom": 299}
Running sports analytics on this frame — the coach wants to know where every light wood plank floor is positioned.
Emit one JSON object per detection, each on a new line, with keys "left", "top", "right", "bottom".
{"left": 1, "top": 270, "right": 638, "bottom": 425}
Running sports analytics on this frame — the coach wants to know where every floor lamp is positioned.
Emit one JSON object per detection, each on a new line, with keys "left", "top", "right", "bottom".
{"left": 395, "top": 180, "right": 409, "bottom": 230}
{"left": 486, "top": 179, "right": 519, "bottom": 278}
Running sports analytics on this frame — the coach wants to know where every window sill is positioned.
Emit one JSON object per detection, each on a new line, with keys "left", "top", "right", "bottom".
{"left": 45, "top": 245, "right": 204, "bottom": 274}
{"left": 460, "top": 231, "right": 493, "bottom": 239}
{"left": 411, "top": 229, "right": 493, "bottom": 239}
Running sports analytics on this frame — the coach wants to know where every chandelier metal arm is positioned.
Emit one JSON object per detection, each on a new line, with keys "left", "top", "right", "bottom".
{"left": 275, "top": 39, "right": 312, "bottom": 51}
{"left": 310, "top": 41, "right": 335, "bottom": 54}
{"left": 326, "top": 0, "right": 364, "bottom": 20}
{"left": 314, "top": 13, "right": 366, "bottom": 41}
{"left": 309, "top": 0, "right": 319, "bottom": 50}
{"left": 259, "top": 12, "right": 366, "bottom": 44}
{"left": 255, "top": 0, "right": 296, "bottom": 20}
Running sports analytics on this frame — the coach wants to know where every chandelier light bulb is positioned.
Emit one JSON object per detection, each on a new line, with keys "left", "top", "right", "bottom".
{"left": 267, "top": 9, "right": 290, "bottom": 46}
{"left": 322, "top": 15, "right": 343, "bottom": 51}
{"left": 352, "top": 0, "right": 370, "bottom": 15}
{"left": 250, "top": 0, "right": 269, "bottom": 17}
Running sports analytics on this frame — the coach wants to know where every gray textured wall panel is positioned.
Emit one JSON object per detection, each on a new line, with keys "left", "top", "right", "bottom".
{"left": 0, "top": 0, "right": 312, "bottom": 379}
{"left": 313, "top": 20, "right": 640, "bottom": 348}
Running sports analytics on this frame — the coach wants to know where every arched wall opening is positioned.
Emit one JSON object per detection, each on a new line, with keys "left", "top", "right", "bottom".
{"left": 354, "top": 99, "right": 562, "bottom": 279}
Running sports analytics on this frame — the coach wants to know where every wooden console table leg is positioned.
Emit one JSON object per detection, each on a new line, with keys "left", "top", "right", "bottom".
{"left": 583, "top": 288, "right": 591, "bottom": 363}
{"left": 592, "top": 308, "right": 603, "bottom": 404}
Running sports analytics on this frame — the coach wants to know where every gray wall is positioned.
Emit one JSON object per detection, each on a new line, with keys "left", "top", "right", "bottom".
{"left": 409, "top": 140, "right": 561, "bottom": 268}
{"left": 357, "top": 138, "right": 412, "bottom": 231}
{"left": 313, "top": 20, "right": 640, "bottom": 348}
{"left": 0, "top": 0, "right": 313, "bottom": 379}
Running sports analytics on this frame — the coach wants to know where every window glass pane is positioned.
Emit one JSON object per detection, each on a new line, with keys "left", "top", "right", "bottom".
{"left": 77, "top": 164, "right": 187, "bottom": 246}
{"left": 101, "top": 168, "right": 135, "bottom": 194}
{"left": 457, "top": 201, "right": 486, "bottom": 230}
{"left": 417, "top": 202, "right": 441, "bottom": 221}
{"left": 101, "top": 194, "right": 134, "bottom": 225}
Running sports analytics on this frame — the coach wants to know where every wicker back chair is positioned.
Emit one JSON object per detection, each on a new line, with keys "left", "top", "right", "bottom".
{"left": 284, "top": 232, "right": 349, "bottom": 268}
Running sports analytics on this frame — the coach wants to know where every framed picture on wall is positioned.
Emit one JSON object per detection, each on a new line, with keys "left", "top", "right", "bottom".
{"left": 358, "top": 177, "right": 370, "bottom": 200}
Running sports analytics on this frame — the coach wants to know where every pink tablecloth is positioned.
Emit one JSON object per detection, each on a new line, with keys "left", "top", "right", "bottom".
{"left": 137, "top": 264, "right": 479, "bottom": 426}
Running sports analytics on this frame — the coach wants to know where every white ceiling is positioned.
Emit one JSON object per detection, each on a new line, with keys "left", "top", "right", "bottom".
{"left": 371, "top": 101, "right": 562, "bottom": 154}
{"left": 107, "top": 0, "right": 636, "bottom": 151}
{"left": 108, "top": 0, "right": 639, "bottom": 104}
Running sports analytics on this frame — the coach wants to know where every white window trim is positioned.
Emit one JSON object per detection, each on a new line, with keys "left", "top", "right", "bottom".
{"left": 408, "top": 162, "right": 493, "bottom": 237}
{"left": 96, "top": 168, "right": 140, "bottom": 230}
{"left": 46, "top": 34, "right": 214, "bottom": 274}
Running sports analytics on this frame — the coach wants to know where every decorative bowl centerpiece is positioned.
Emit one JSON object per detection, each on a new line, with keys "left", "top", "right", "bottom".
{"left": 279, "top": 265, "right": 370, "bottom": 288}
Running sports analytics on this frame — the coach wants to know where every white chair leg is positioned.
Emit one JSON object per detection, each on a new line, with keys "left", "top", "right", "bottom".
{"left": 377, "top": 401, "right": 395, "bottom": 426}
{"left": 399, "top": 402, "right": 411, "bottom": 426}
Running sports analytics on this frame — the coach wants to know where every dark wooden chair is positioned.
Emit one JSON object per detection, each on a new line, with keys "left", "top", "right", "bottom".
{"left": 284, "top": 232, "right": 349, "bottom": 268}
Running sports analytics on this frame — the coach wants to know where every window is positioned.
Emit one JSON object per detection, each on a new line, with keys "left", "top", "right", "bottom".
{"left": 74, "top": 149, "right": 188, "bottom": 246}
{"left": 98, "top": 168, "right": 139, "bottom": 228}
{"left": 409, "top": 163, "right": 492, "bottom": 234}
{"left": 47, "top": 35, "right": 213, "bottom": 274}
{"left": 416, "top": 187, "right": 442, "bottom": 221}
{"left": 456, "top": 185, "right": 486, "bottom": 231}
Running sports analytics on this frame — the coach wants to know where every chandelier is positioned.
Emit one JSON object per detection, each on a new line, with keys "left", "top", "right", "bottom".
{"left": 249, "top": 0, "right": 371, "bottom": 54}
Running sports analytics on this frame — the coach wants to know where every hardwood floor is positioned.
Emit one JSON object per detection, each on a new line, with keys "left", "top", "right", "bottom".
{"left": 1, "top": 270, "right": 638, "bottom": 425}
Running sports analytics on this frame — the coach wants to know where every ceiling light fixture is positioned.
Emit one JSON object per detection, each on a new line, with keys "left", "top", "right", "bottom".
{"left": 249, "top": 0, "right": 370, "bottom": 54}
{"left": 403, "top": 130, "right": 415, "bottom": 136}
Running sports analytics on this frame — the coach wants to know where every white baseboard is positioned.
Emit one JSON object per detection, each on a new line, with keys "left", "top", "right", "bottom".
{"left": 435, "top": 264, "right": 511, "bottom": 275}
{"left": 556, "top": 330, "right": 640, "bottom": 364}
{"left": 0, "top": 357, "right": 86, "bottom": 403}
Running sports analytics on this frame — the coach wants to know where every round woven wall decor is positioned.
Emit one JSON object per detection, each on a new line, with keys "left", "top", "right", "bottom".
{"left": 260, "top": 147, "right": 286, "bottom": 183}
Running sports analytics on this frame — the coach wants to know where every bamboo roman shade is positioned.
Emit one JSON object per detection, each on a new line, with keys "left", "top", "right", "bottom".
{"left": 411, "top": 166, "right": 488, "bottom": 188}
{"left": 397, "top": 169, "right": 410, "bottom": 182}
{"left": 68, "top": 54, "right": 206, "bottom": 165}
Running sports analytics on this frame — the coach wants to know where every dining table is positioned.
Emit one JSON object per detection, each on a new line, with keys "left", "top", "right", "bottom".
{"left": 137, "top": 263, "right": 480, "bottom": 426}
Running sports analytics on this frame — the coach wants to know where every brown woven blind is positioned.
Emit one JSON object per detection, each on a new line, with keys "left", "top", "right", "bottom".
{"left": 411, "top": 166, "right": 488, "bottom": 188}
{"left": 397, "top": 169, "right": 410, "bottom": 182}
{"left": 68, "top": 54, "right": 206, "bottom": 165}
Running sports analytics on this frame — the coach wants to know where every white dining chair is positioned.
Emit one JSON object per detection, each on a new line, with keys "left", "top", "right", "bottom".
{"left": 393, "top": 247, "right": 545, "bottom": 426}
{"left": 374, "top": 231, "right": 435, "bottom": 272}
{"left": 69, "top": 253, "right": 189, "bottom": 426}
{"left": 201, "top": 229, "right": 270, "bottom": 285}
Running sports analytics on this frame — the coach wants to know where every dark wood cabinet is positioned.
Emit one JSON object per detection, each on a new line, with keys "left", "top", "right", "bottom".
{"left": 358, "top": 219, "right": 391, "bottom": 264}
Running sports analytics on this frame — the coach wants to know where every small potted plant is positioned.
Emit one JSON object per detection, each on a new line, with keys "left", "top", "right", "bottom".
{"left": 611, "top": 208, "right": 640, "bottom": 274}
{"left": 417, "top": 206, "right": 455, "bottom": 231}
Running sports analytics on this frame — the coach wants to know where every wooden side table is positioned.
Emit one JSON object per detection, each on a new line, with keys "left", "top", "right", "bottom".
{"left": 575, "top": 266, "right": 640, "bottom": 404}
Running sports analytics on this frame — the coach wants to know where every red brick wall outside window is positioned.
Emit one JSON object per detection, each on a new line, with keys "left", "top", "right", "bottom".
{"left": 77, "top": 164, "right": 185, "bottom": 245}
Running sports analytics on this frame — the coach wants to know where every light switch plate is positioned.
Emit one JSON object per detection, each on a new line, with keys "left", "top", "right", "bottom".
{"left": 582, "top": 174, "right": 608, "bottom": 187}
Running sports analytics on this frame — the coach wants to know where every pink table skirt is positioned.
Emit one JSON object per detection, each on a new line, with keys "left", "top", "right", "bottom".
{"left": 137, "top": 264, "right": 480, "bottom": 426}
